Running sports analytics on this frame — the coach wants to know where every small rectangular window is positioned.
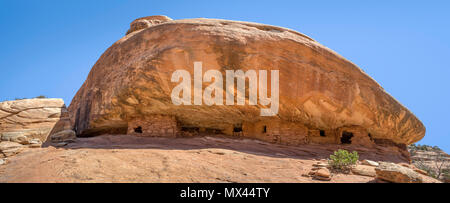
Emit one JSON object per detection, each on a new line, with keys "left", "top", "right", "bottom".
{"left": 320, "top": 130, "right": 325, "bottom": 137}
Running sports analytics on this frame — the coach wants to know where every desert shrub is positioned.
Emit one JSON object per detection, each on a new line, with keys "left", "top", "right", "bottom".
{"left": 432, "top": 146, "right": 442, "bottom": 151}
{"left": 328, "top": 149, "right": 359, "bottom": 172}
{"left": 410, "top": 144, "right": 442, "bottom": 152}
{"left": 35, "top": 95, "right": 47, "bottom": 99}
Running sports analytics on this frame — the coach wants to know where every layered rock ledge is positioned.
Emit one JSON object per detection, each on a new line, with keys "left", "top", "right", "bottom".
{"left": 0, "top": 98, "right": 73, "bottom": 148}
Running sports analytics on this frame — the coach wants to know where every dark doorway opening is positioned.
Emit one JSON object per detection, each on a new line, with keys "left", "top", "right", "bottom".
{"left": 320, "top": 130, "right": 326, "bottom": 137}
{"left": 233, "top": 126, "right": 243, "bottom": 136}
{"left": 134, "top": 126, "right": 143, "bottom": 134}
{"left": 341, "top": 131, "right": 353, "bottom": 144}
{"left": 263, "top": 126, "right": 267, "bottom": 133}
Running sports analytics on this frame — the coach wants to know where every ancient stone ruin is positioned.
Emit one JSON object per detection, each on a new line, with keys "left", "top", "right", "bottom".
{"left": 67, "top": 15, "right": 426, "bottom": 154}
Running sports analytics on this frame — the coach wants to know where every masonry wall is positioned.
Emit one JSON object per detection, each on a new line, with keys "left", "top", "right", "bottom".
{"left": 242, "top": 120, "right": 309, "bottom": 145}
{"left": 127, "top": 115, "right": 177, "bottom": 137}
{"left": 126, "top": 114, "right": 377, "bottom": 149}
{"left": 240, "top": 121, "right": 376, "bottom": 147}
{"left": 307, "top": 129, "right": 337, "bottom": 144}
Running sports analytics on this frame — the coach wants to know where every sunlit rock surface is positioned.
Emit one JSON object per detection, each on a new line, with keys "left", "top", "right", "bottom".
{"left": 68, "top": 16, "right": 425, "bottom": 149}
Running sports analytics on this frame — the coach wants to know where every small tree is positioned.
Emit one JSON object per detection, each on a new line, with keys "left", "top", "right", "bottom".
{"left": 415, "top": 161, "right": 437, "bottom": 178}
{"left": 413, "top": 151, "right": 449, "bottom": 180}
{"left": 434, "top": 152, "right": 448, "bottom": 179}
{"left": 328, "top": 149, "right": 359, "bottom": 172}
{"left": 443, "top": 169, "right": 450, "bottom": 182}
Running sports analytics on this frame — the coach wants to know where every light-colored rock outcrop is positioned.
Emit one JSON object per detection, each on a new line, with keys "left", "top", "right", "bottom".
{"left": 0, "top": 98, "right": 74, "bottom": 151}
{"left": 352, "top": 165, "right": 376, "bottom": 177}
{"left": 0, "top": 141, "right": 24, "bottom": 158}
{"left": 375, "top": 162, "right": 440, "bottom": 183}
{"left": 68, "top": 16, "right": 425, "bottom": 150}
{"left": 361, "top": 159, "right": 379, "bottom": 167}
{"left": 0, "top": 99, "right": 69, "bottom": 142}
{"left": 375, "top": 162, "right": 422, "bottom": 183}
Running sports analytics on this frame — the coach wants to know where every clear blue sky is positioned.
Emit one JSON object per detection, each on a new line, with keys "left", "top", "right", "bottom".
{"left": 1, "top": 0, "right": 449, "bottom": 151}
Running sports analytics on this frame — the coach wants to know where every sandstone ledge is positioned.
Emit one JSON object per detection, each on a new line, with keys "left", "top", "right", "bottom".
{"left": 0, "top": 135, "right": 413, "bottom": 183}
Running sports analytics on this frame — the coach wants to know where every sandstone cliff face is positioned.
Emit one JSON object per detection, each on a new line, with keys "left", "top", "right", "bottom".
{"left": 68, "top": 16, "right": 425, "bottom": 147}
{"left": 0, "top": 98, "right": 70, "bottom": 143}
{"left": 409, "top": 146, "right": 450, "bottom": 182}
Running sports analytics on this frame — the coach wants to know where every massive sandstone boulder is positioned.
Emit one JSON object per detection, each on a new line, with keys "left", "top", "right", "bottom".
{"left": 0, "top": 98, "right": 72, "bottom": 144}
{"left": 68, "top": 15, "right": 425, "bottom": 148}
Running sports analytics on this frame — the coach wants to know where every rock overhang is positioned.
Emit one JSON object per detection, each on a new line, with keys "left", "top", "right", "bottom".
{"left": 68, "top": 16, "right": 426, "bottom": 146}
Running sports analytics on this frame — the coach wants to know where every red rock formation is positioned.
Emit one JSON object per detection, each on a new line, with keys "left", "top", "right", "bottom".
{"left": 68, "top": 16, "right": 425, "bottom": 152}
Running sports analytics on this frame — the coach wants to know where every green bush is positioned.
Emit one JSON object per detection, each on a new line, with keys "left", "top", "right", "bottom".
{"left": 35, "top": 95, "right": 47, "bottom": 99}
{"left": 328, "top": 149, "right": 359, "bottom": 172}
{"left": 409, "top": 144, "right": 442, "bottom": 152}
